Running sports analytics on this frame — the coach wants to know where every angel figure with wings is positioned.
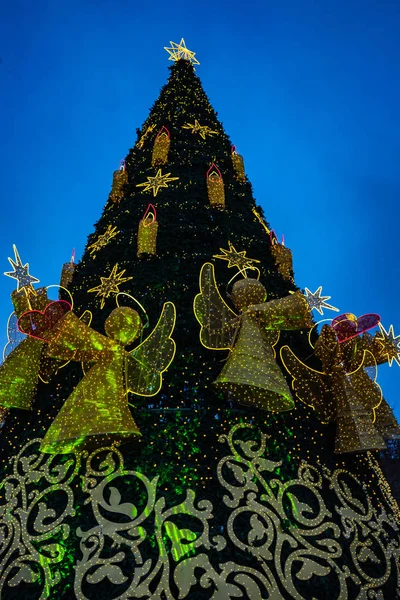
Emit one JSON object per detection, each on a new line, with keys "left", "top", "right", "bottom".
{"left": 0, "top": 285, "right": 81, "bottom": 413}
{"left": 280, "top": 313, "right": 400, "bottom": 454}
{"left": 18, "top": 297, "right": 176, "bottom": 454}
{"left": 194, "top": 249, "right": 313, "bottom": 412}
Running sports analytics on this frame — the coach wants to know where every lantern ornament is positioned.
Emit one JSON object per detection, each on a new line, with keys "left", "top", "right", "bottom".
{"left": 138, "top": 204, "right": 158, "bottom": 257}
{"left": 231, "top": 145, "right": 246, "bottom": 181}
{"left": 206, "top": 164, "right": 225, "bottom": 209}
{"left": 152, "top": 126, "right": 171, "bottom": 166}
{"left": 108, "top": 160, "right": 128, "bottom": 204}
{"left": 270, "top": 230, "right": 293, "bottom": 282}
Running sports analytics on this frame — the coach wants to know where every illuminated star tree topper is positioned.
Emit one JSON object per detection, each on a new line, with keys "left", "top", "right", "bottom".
{"left": 376, "top": 323, "right": 400, "bottom": 367}
{"left": 88, "top": 264, "right": 133, "bottom": 309}
{"left": 213, "top": 242, "right": 260, "bottom": 277}
{"left": 164, "top": 38, "right": 200, "bottom": 66}
{"left": 304, "top": 286, "right": 339, "bottom": 315}
{"left": 136, "top": 169, "right": 179, "bottom": 197}
{"left": 4, "top": 245, "right": 39, "bottom": 295}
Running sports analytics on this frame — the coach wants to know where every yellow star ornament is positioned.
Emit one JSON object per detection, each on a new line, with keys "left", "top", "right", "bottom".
{"left": 213, "top": 242, "right": 260, "bottom": 276}
{"left": 164, "top": 38, "right": 200, "bottom": 66}
{"left": 88, "top": 264, "right": 132, "bottom": 309}
{"left": 182, "top": 120, "right": 218, "bottom": 140}
{"left": 88, "top": 225, "right": 120, "bottom": 257}
{"left": 136, "top": 169, "right": 179, "bottom": 197}
{"left": 376, "top": 323, "right": 400, "bottom": 367}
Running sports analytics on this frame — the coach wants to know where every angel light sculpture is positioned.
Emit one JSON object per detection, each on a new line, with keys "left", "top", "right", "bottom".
{"left": 280, "top": 313, "right": 400, "bottom": 454}
{"left": 18, "top": 298, "right": 176, "bottom": 454}
{"left": 194, "top": 261, "right": 313, "bottom": 412}
{"left": 0, "top": 287, "right": 73, "bottom": 412}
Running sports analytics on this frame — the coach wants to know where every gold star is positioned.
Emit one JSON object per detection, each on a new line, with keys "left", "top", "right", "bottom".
{"left": 88, "top": 264, "right": 132, "bottom": 309}
{"left": 88, "top": 225, "right": 120, "bottom": 257}
{"left": 4, "top": 245, "right": 39, "bottom": 295}
{"left": 164, "top": 38, "right": 200, "bottom": 66}
{"left": 213, "top": 242, "right": 260, "bottom": 276}
{"left": 136, "top": 168, "right": 179, "bottom": 196}
{"left": 182, "top": 120, "right": 218, "bottom": 140}
{"left": 304, "top": 287, "right": 339, "bottom": 315}
{"left": 376, "top": 323, "right": 400, "bottom": 367}
{"left": 137, "top": 124, "right": 156, "bottom": 149}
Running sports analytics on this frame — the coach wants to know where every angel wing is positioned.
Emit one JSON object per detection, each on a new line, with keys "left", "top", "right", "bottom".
{"left": 345, "top": 349, "right": 381, "bottom": 421}
{"left": 3, "top": 312, "right": 26, "bottom": 361}
{"left": 126, "top": 301, "right": 176, "bottom": 396}
{"left": 194, "top": 262, "right": 238, "bottom": 350}
{"left": 280, "top": 345, "right": 334, "bottom": 423}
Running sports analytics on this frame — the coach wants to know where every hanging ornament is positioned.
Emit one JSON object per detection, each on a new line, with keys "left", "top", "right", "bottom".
{"left": 152, "top": 127, "right": 171, "bottom": 166}
{"left": 19, "top": 300, "right": 176, "bottom": 454}
{"left": 270, "top": 231, "right": 294, "bottom": 282}
{"left": 194, "top": 262, "right": 312, "bottom": 412}
{"left": 137, "top": 204, "right": 158, "bottom": 257}
{"left": 206, "top": 164, "right": 225, "bottom": 209}
{"left": 108, "top": 160, "right": 128, "bottom": 204}
{"left": 60, "top": 249, "right": 76, "bottom": 289}
{"left": 281, "top": 318, "right": 400, "bottom": 453}
{"left": 231, "top": 146, "right": 246, "bottom": 181}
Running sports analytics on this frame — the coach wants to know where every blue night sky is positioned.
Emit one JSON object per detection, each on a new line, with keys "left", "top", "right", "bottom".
{"left": 1, "top": 1, "right": 399, "bottom": 416}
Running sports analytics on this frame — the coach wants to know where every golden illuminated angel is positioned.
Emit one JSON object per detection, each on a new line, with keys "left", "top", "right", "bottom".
{"left": 18, "top": 299, "right": 176, "bottom": 454}
{"left": 280, "top": 313, "right": 400, "bottom": 454}
{"left": 194, "top": 263, "right": 313, "bottom": 412}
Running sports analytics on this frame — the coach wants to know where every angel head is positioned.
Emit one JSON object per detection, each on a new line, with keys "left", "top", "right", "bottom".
{"left": 104, "top": 306, "right": 143, "bottom": 346}
{"left": 230, "top": 278, "right": 267, "bottom": 312}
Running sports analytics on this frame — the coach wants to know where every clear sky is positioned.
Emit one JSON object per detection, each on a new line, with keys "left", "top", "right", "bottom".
{"left": 1, "top": 1, "right": 399, "bottom": 416}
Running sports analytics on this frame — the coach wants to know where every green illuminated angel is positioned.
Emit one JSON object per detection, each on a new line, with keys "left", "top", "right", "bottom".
{"left": 23, "top": 302, "right": 176, "bottom": 454}
{"left": 194, "top": 262, "right": 312, "bottom": 412}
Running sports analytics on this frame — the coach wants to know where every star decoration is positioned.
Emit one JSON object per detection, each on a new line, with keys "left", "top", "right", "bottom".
{"left": 137, "top": 124, "right": 156, "bottom": 149}
{"left": 304, "top": 287, "right": 339, "bottom": 315}
{"left": 88, "top": 264, "right": 132, "bottom": 309}
{"left": 182, "top": 120, "right": 218, "bottom": 140}
{"left": 375, "top": 323, "right": 400, "bottom": 367}
{"left": 4, "top": 245, "right": 39, "bottom": 295}
{"left": 88, "top": 225, "right": 120, "bottom": 257}
{"left": 136, "top": 169, "right": 179, "bottom": 196}
{"left": 213, "top": 242, "right": 260, "bottom": 275}
{"left": 164, "top": 38, "right": 200, "bottom": 66}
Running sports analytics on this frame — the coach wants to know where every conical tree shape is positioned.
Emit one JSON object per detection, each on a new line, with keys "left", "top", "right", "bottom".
{"left": 0, "top": 58, "right": 399, "bottom": 600}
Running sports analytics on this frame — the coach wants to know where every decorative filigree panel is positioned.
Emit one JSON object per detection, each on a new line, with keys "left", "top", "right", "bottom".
{"left": 0, "top": 424, "right": 399, "bottom": 599}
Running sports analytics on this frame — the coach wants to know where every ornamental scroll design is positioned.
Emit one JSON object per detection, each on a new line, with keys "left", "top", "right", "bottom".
{"left": 0, "top": 425, "right": 399, "bottom": 599}
{"left": 0, "top": 438, "right": 81, "bottom": 598}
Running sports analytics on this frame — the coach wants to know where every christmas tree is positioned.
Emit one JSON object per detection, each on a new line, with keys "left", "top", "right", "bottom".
{"left": 0, "top": 40, "right": 400, "bottom": 599}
